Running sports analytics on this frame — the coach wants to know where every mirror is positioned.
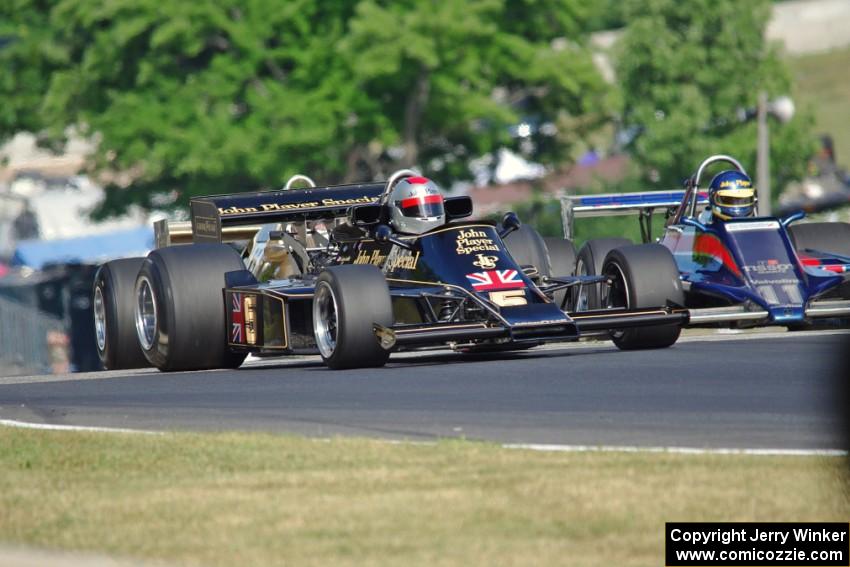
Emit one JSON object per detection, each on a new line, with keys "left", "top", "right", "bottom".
{"left": 350, "top": 203, "right": 383, "bottom": 226}
{"left": 373, "top": 224, "right": 414, "bottom": 250}
{"left": 781, "top": 211, "right": 805, "bottom": 227}
{"left": 374, "top": 224, "right": 393, "bottom": 242}
{"left": 499, "top": 211, "right": 521, "bottom": 238}
{"left": 444, "top": 196, "right": 473, "bottom": 220}
{"left": 681, "top": 217, "right": 708, "bottom": 232}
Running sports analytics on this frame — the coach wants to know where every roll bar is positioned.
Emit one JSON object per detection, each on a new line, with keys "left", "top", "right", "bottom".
{"left": 686, "top": 155, "right": 750, "bottom": 218}
{"left": 283, "top": 174, "right": 317, "bottom": 190}
{"left": 381, "top": 168, "right": 420, "bottom": 205}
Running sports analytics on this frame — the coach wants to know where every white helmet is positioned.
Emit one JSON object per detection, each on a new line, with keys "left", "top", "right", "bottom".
{"left": 388, "top": 176, "right": 445, "bottom": 235}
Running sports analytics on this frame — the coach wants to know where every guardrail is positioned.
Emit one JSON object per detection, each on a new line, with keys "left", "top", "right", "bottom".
{"left": 0, "top": 295, "right": 66, "bottom": 376}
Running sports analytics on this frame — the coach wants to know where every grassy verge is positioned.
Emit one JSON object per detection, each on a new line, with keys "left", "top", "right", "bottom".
{"left": 0, "top": 428, "right": 846, "bottom": 567}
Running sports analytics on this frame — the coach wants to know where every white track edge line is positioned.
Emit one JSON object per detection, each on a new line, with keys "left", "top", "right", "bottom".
{"left": 502, "top": 443, "right": 847, "bottom": 457}
{"left": 0, "top": 418, "right": 160, "bottom": 435}
{"left": 1, "top": 418, "right": 844, "bottom": 456}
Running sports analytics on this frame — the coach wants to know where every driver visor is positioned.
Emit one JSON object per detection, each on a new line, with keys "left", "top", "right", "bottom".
{"left": 399, "top": 194, "right": 444, "bottom": 218}
{"left": 714, "top": 194, "right": 754, "bottom": 207}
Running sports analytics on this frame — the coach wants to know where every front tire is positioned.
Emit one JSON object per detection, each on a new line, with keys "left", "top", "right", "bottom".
{"left": 313, "top": 265, "right": 393, "bottom": 370}
{"left": 602, "top": 244, "right": 684, "bottom": 350}
{"left": 93, "top": 258, "right": 150, "bottom": 370}
{"left": 135, "top": 244, "right": 248, "bottom": 371}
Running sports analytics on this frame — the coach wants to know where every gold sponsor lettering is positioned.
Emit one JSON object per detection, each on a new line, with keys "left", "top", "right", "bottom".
{"left": 352, "top": 248, "right": 420, "bottom": 271}
{"left": 456, "top": 228, "right": 500, "bottom": 255}
{"left": 320, "top": 196, "right": 378, "bottom": 207}
{"left": 219, "top": 206, "right": 258, "bottom": 215}
{"left": 719, "top": 179, "right": 751, "bottom": 188}
{"left": 244, "top": 295, "right": 257, "bottom": 345}
{"left": 194, "top": 216, "right": 218, "bottom": 235}
{"left": 353, "top": 249, "right": 388, "bottom": 266}
{"left": 512, "top": 318, "right": 566, "bottom": 326}
{"left": 472, "top": 254, "right": 498, "bottom": 269}
{"left": 218, "top": 196, "right": 377, "bottom": 216}
{"left": 386, "top": 250, "right": 420, "bottom": 271}
{"left": 257, "top": 201, "right": 320, "bottom": 212}
{"left": 489, "top": 290, "right": 527, "bottom": 307}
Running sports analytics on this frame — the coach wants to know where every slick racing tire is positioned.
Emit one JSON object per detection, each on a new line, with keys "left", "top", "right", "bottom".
{"left": 789, "top": 221, "right": 850, "bottom": 300}
{"left": 574, "top": 238, "right": 631, "bottom": 310}
{"left": 788, "top": 221, "right": 850, "bottom": 257}
{"left": 503, "top": 224, "right": 551, "bottom": 278}
{"left": 788, "top": 222, "right": 850, "bottom": 299}
{"left": 543, "top": 237, "right": 577, "bottom": 308}
{"left": 602, "top": 244, "right": 684, "bottom": 350}
{"left": 135, "top": 244, "right": 248, "bottom": 371}
{"left": 313, "top": 265, "right": 393, "bottom": 370}
{"left": 93, "top": 258, "right": 150, "bottom": 370}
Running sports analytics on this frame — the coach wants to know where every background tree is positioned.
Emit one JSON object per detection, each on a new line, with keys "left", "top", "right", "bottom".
{"left": 0, "top": 1, "right": 61, "bottom": 146}
{"left": 0, "top": 0, "right": 607, "bottom": 216}
{"left": 615, "top": 0, "right": 816, "bottom": 194}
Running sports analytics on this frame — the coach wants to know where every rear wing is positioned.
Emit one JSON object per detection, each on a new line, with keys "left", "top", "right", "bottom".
{"left": 154, "top": 182, "right": 385, "bottom": 248}
{"left": 153, "top": 220, "right": 264, "bottom": 248}
{"left": 560, "top": 190, "right": 708, "bottom": 241}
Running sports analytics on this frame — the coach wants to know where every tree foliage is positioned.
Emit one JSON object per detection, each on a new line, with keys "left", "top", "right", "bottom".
{"left": 615, "top": 0, "right": 816, "bottom": 193}
{"left": 0, "top": 0, "right": 607, "bottom": 215}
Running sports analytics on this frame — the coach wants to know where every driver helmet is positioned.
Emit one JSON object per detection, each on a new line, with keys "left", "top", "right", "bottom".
{"left": 389, "top": 176, "right": 445, "bottom": 235}
{"left": 708, "top": 170, "right": 756, "bottom": 220}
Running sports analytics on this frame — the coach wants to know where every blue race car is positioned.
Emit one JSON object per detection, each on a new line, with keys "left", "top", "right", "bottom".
{"left": 561, "top": 155, "right": 850, "bottom": 328}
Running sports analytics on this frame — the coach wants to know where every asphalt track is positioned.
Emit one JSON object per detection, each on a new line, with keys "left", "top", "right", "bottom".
{"left": 0, "top": 331, "right": 847, "bottom": 450}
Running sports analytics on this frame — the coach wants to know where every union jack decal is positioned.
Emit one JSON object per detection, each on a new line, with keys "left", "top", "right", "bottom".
{"left": 465, "top": 269, "right": 525, "bottom": 291}
{"left": 231, "top": 292, "right": 244, "bottom": 343}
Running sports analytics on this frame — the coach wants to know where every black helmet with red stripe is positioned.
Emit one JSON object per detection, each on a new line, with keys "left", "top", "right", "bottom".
{"left": 389, "top": 176, "right": 445, "bottom": 235}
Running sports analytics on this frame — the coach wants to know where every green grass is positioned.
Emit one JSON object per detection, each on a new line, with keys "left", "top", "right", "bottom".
{"left": 0, "top": 428, "right": 847, "bottom": 567}
{"left": 788, "top": 47, "right": 850, "bottom": 170}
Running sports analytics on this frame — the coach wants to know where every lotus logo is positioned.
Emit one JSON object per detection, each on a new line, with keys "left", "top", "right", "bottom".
{"left": 472, "top": 254, "right": 499, "bottom": 269}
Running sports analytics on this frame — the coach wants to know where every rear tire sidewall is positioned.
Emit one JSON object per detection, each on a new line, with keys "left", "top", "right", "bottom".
{"left": 574, "top": 238, "right": 631, "bottom": 310}
{"left": 789, "top": 221, "right": 850, "bottom": 257}
{"left": 93, "top": 258, "right": 149, "bottom": 370}
{"left": 789, "top": 221, "right": 850, "bottom": 299}
{"left": 602, "top": 244, "right": 684, "bottom": 350}
{"left": 503, "top": 224, "right": 551, "bottom": 278}
{"left": 136, "top": 244, "right": 248, "bottom": 371}
{"left": 314, "top": 265, "right": 393, "bottom": 370}
{"left": 543, "top": 237, "right": 576, "bottom": 308}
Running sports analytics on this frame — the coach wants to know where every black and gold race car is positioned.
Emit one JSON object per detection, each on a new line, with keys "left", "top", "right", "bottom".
{"left": 93, "top": 170, "right": 687, "bottom": 371}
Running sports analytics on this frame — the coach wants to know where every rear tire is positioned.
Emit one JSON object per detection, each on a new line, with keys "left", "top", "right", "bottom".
{"left": 135, "top": 244, "right": 248, "bottom": 371}
{"left": 543, "top": 237, "right": 576, "bottom": 308}
{"left": 313, "top": 265, "right": 393, "bottom": 370}
{"left": 503, "top": 224, "right": 551, "bottom": 277}
{"left": 602, "top": 244, "right": 684, "bottom": 350}
{"left": 574, "top": 238, "right": 631, "bottom": 310}
{"left": 93, "top": 258, "right": 150, "bottom": 370}
{"left": 789, "top": 221, "right": 850, "bottom": 299}
{"left": 789, "top": 221, "right": 850, "bottom": 256}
